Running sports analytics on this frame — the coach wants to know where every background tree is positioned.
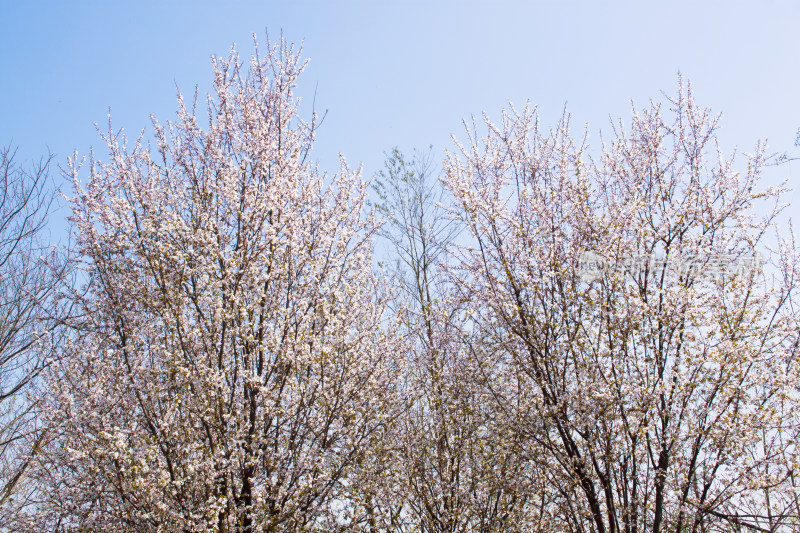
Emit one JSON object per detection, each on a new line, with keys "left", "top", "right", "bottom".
{"left": 361, "top": 148, "right": 532, "bottom": 532}
{"left": 0, "top": 145, "right": 63, "bottom": 521}
{"left": 444, "top": 86, "right": 800, "bottom": 533}
{"left": 22, "top": 38, "right": 399, "bottom": 533}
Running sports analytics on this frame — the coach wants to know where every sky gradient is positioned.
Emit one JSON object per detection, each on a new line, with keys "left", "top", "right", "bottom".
{"left": 2, "top": 1, "right": 799, "bottom": 212}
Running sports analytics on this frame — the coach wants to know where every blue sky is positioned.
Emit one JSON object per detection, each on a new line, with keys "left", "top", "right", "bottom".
{"left": 2, "top": 0, "right": 799, "bottom": 212}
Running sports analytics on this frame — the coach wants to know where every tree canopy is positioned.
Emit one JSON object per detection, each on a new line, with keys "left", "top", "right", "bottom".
{"left": 1, "top": 37, "right": 798, "bottom": 533}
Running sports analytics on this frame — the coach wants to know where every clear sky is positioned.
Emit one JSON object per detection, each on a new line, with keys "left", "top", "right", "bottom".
{"left": 2, "top": 0, "right": 799, "bottom": 213}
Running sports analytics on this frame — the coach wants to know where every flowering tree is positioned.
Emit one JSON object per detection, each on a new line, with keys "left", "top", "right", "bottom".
{"left": 444, "top": 85, "right": 800, "bottom": 533}
{"left": 24, "top": 38, "right": 397, "bottom": 532}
